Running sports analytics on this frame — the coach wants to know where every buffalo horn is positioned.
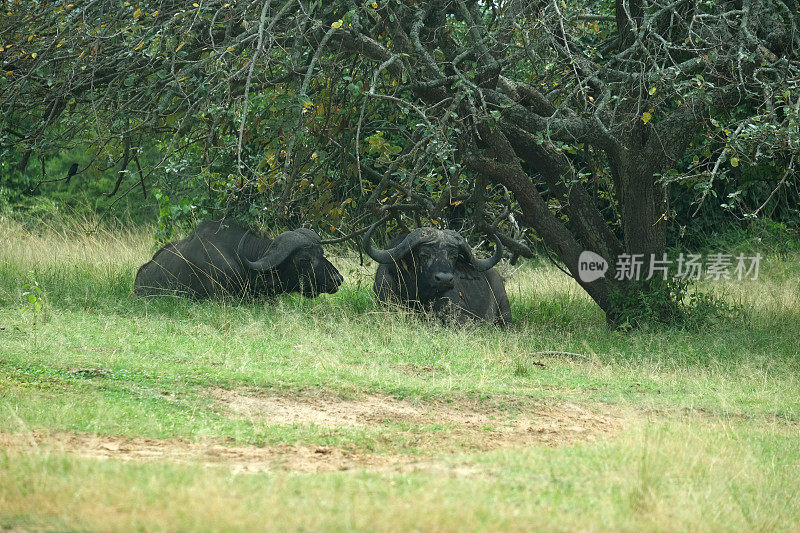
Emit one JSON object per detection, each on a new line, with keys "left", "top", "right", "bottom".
{"left": 363, "top": 221, "right": 430, "bottom": 264}
{"left": 237, "top": 229, "right": 311, "bottom": 271}
{"left": 459, "top": 233, "right": 503, "bottom": 271}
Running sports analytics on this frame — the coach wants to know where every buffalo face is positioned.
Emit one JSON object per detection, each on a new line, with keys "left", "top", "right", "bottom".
{"left": 363, "top": 223, "right": 503, "bottom": 303}
{"left": 282, "top": 245, "right": 344, "bottom": 297}
{"left": 238, "top": 228, "right": 343, "bottom": 297}
{"left": 406, "top": 234, "right": 465, "bottom": 300}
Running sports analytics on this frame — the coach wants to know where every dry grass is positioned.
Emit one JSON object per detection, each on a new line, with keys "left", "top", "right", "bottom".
{"left": 0, "top": 215, "right": 151, "bottom": 270}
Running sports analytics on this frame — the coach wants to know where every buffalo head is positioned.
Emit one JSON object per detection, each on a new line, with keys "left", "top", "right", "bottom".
{"left": 363, "top": 222, "right": 502, "bottom": 301}
{"left": 238, "top": 228, "right": 343, "bottom": 297}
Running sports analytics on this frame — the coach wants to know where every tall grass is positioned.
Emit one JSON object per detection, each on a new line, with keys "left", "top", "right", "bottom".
{"left": 0, "top": 214, "right": 151, "bottom": 305}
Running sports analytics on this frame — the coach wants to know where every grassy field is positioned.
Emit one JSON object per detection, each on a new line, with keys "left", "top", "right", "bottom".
{"left": 1, "top": 217, "right": 799, "bottom": 531}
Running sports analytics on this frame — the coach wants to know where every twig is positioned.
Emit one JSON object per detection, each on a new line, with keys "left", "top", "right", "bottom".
{"left": 751, "top": 157, "right": 795, "bottom": 218}
{"left": 540, "top": 241, "right": 573, "bottom": 278}
{"left": 31, "top": 171, "right": 77, "bottom": 192}
{"left": 529, "top": 351, "right": 592, "bottom": 361}
{"left": 319, "top": 213, "right": 391, "bottom": 244}
{"left": 134, "top": 154, "right": 146, "bottom": 198}
{"left": 572, "top": 14, "right": 616, "bottom": 22}
{"left": 319, "top": 203, "right": 420, "bottom": 244}
{"left": 104, "top": 135, "right": 131, "bottom": 197}
{"left": 236, "top": 0, "right": 292, "bottom": 184}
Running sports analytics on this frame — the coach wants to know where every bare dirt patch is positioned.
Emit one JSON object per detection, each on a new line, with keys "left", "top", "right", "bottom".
{"left": 0, "top": 431, "right": 412, "bottom": 474}
{"left": 211, "top": 388, "right": 626, "bottom": 450}
{"left": 0, "top": 394, "right": 628, "bottom": 474}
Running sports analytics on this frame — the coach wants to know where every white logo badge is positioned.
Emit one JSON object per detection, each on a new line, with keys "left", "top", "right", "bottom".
{"left": 578, "top": 251, "right": 608, "bottom": 283}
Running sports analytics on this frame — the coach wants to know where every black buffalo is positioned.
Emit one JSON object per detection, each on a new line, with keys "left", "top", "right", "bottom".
{"left": 363, "top": 222, "right": 511, "bottom": 325}
{"left": 134, "top": 220, "right": 343, "bottom": 299}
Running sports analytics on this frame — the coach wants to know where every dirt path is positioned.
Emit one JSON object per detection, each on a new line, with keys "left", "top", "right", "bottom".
{"left": 211, "top": 388, "right": 625, "bottom": 449}
{"left": 1, "top": 391, "right": 627, "bottom": 473}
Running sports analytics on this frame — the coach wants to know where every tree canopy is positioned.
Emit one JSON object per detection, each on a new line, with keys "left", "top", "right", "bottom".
{"left": 2, "top": 0, "right": 798, "bottom": 321}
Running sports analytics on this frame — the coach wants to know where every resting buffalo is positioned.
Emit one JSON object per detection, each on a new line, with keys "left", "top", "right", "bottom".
{"left": 363, "top": 222, "right": 511, "bottom": 325}
{"left": 134, "top": 220, "right": 343, "bottom": 299}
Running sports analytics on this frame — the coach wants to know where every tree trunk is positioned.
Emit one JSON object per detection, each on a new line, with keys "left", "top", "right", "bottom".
{"left": 615, "top": 152, "right": 668, "bottom": 257}
{"left": 599, "top": 151, "right": 674, "bottom": 325}
{"left": 471, "top": 125, "right": 677, "bottom": 326}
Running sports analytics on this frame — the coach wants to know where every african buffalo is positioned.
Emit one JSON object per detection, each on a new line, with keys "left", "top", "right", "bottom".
{"left": 134, "top": 220, "right": 343, "bottom": 299}
{"left": 363, "top": 222, "right": 511, "bottom": 325}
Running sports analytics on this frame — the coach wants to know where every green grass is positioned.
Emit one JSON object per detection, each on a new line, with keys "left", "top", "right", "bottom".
{"left": 1, "top": 217, "right": 800, "bottom": 531}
